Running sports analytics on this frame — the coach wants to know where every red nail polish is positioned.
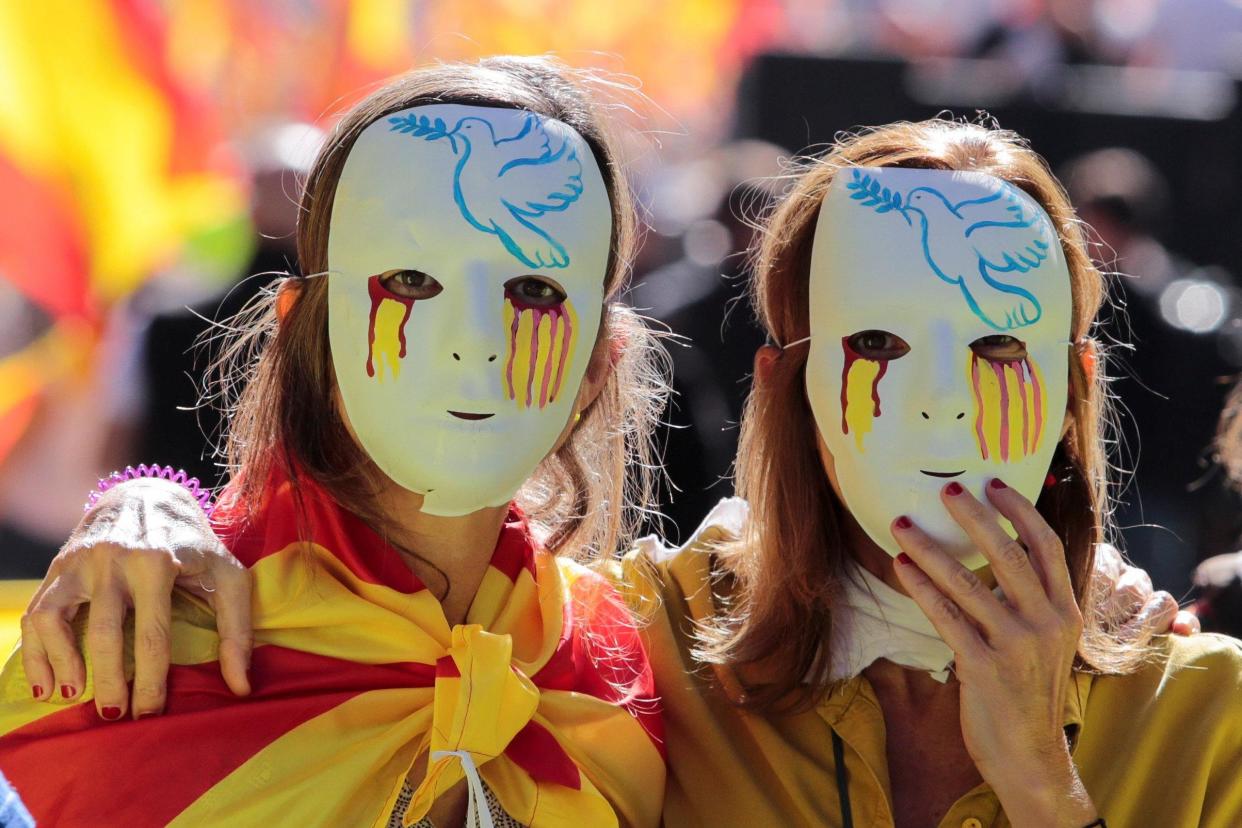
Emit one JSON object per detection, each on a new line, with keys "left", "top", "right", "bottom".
{"left": 895, "top": 515, "right": 913, "bottom": 529}
{"left": 60, "top": 684, "right": 74, "bottom": 699}
{"left": 989, "top": 478, "right": 1008, "bottom": 490}
{"left": 101, "top": 706, "right": 122, "bottom": 721}
{"left": 136, "top": 711, "right": 156, "bottom": 720}
{"left": 31, "top": 685, "right": 42, "bottom": 699}
{"left": 1044, "top": 472, "right": 1057, "bottom": 488}
{"left": 945, "top": 481, "right": 964, "bottom": 496}
{"left": 897, "top": 553, "right": 913, "bottom": 565}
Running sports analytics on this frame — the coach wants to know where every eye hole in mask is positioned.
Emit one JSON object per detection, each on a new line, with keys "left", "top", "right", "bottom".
{"left": 970, "top": 334, "right": 1028, "bottom": 362}
{"left": 504, "top": 275, "right": 569, "bottom": 309}
{"left": 378, "top": 269, "right": 444, "bottom": 300}
{"left": 845, "top": 329, "right": 911, "bottom": 361}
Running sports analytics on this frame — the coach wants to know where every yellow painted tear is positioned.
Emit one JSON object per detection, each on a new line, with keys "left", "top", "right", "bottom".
{"left": 844, "top": 358, "right": 882, "bottom": 452}
{"left": 371, "top": 298, "right": 408, "bottom": 382}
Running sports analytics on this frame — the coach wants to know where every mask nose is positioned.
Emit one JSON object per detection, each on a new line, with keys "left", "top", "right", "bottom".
{"left": 920, "top": 409, "right": 968, "bottom": 421}
{"left": 452, "top": 350, "right": 499, "bottom": 364}
{"left": 443, "top": 268, "right": 506, "bottom": 367}
{"left": 913, "top": 323, "right": 973, "bottom": 422}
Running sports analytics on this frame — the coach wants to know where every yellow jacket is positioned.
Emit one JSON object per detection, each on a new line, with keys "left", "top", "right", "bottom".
{"left": 604, "top": 502, "right": 1242, "bottom": 828}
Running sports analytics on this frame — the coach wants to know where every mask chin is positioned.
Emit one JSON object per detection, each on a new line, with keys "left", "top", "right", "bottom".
{"left": 416, "top": 485, "right": 517, "bottom": 518}
{"left": 825, "top": 437, "right": 1033, "bottom": 572}
{"left": 866, "top": 502, "right": 990, "bottom": 570}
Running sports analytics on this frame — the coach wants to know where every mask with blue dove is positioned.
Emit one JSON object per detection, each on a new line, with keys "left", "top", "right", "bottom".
{"left": 325, "top": 103, "right": 611, "bottom": 517}
{"left": 846, "top": 168, "right": 1054, "bottom": 331}
{"left": 388, "top": 110, "right": 585, "bottom": 270}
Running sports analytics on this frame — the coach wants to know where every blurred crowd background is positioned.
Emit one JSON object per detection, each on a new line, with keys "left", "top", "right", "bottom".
{"left": 4, "top": 0, "right": 1242, "bottom": 633}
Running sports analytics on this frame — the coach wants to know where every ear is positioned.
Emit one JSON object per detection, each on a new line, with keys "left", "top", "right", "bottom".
{"left": 276, "top": 278, "right": 303, "bottom": 324}
{"left": 754, "top": 344, "right": 781, "bottom": 384}
{"left": 1077, "top": 338, "right": 1098, "bottom": 386}
{"left": 574, "top": 329, "right": 619, "bottom": 415}
{"left": 1060, "top": 338, "right": 1098, "bottom": 439}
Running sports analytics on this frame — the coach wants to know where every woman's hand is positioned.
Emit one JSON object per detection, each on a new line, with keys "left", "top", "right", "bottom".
{"left": 20, "top": 478, "right": 252, "bottom": 720}
{"left": 1094, "top": 542, "right": 1200, "bottom": 639}
{"left": 890, "top": 479, "right": 1097, "bottom": 828}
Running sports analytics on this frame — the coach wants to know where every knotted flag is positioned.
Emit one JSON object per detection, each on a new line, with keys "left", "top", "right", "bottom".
{"left": 0, "top": 467, "right": 665, "bottom": 826}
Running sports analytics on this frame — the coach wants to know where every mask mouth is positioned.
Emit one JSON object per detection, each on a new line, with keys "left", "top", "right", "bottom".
{"left": 920, "top": 469, "right": 965, "bottom": 478}
{"left": 448, "top": 411, "right": 495, "bottom": 421}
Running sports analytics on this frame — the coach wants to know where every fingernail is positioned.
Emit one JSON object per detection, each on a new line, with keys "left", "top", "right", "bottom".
{"left": 31, "top": 685, "right": 42, "bottom": 699}
{"left": 136, "top": 711, "right": 156, "bottom": 720}
{"left": 894, "top": 515, "right": 913, "bottom": 530}
{"left": 989, "top": 478, "right": 1008, "bottom": 490}
{"left": 897, "top": 553, "right": 913, "bottom": 565}
{"left": 101, "top": 706, "right": 122, "bottom": 721}
{"left": 945, "top": 481, "right": 964, "bottom": 496}
{"left": 60, "top": 684, "right": 74, "bottom": 699}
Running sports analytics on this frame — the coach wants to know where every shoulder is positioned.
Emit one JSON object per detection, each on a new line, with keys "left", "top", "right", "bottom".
{"left": 1164, "top": 630, "right": 1242, "bottom": 672}
{"left": 1075, "top": 633, "right": 1242, "bottom": 818}
{"left": 1093, "top": 632, "right": 1242, "bottom": 697}
{"left": 597, "top": 498, "right": 749, "bottom": 621}
{"left": 1083, "top": 632, "right": 1242, "bottom": 743}
{"left": 1139, "top": 632, "right": 1242, "bottom": 697}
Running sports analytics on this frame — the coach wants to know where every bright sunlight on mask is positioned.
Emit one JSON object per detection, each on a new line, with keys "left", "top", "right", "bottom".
{"left": 806, "top": 167, "right": 1072, "bottom": 568}
{"left": 328, "top": 104, "right": 612, "bottom": 516}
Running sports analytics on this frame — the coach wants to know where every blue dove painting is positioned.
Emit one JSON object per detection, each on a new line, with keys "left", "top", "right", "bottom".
{"left": 845, "top": 168, "right": 1055, "bottom": 331}
{"left": 388, "top": 108, "right": 585, "bottom": 269}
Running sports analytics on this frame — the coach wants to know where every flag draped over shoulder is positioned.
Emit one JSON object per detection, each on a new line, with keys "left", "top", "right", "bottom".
{"left": 0, "top": 468, "right": 666, "bottom": 827}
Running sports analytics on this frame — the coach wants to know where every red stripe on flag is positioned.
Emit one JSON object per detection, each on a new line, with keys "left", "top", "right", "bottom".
{"left": 218, "top": 469, "right": 426, "bottom": 594}
{"left": 488, "top": 513, "right": 538, "bottom": 582}
{"left": 503, "top": 720, "right": 581, "bottom": 790}
{"left": 566, "top": 570, "right": 666, "bottom": 754}
{"left": 106, "top": 0, "right": 234, "bottom": 178}
{"left": 0, "top": 155, "right": 92, "bottom": 322}
{"left": 436, "top": 655, "right": 460, "bottom": 678}
{"left": 529, "top": 598, "right": 576, "bottom": 692}
{"left": 529, "top": 569, "right": 665, "bottom": 754}
{"left": 0, "top": 645, "right": 435, "bottom": 826}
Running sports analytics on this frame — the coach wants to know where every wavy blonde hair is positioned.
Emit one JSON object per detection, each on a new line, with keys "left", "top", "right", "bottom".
{"left": 697, "top": 118, "right": 1137, "bottom": 710}
{"left": 207, "top": 57, "right": 668, "bottom": 572}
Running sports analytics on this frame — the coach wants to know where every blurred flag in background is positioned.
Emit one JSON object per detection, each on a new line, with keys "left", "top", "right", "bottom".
{"left": 0, "top": 0, "right": 250, "bottom": 466}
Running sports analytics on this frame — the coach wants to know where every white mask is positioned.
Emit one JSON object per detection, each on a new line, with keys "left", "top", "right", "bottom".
{"left": 806, "top": 167, "right": 1072, "bottom": 568}
{"left": 327, "top": 104, "right": 612, "bottom": 516}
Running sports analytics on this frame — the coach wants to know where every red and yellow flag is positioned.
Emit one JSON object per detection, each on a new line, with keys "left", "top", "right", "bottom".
{"left": 0, "top": 0, "right": 250, "bottom": 467}
{"left": 0, "top": 468, "right": 665, "bottom": 826}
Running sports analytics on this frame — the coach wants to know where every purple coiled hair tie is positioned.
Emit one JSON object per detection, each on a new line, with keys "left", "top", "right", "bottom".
{"left": 85, "top": 464, "right": 214, "bottom": 518}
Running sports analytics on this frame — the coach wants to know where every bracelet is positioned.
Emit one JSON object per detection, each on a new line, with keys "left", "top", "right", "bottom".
{"left": 86, "top": 464, "right": 215, "bottom": 518}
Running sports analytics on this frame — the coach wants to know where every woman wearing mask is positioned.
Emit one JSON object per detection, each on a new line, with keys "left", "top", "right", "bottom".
{"left": 0, "top": 57, "right": 667, "bottom": 827}
{"left": 623, "top": 121, "right": 1240, "bottom": 826}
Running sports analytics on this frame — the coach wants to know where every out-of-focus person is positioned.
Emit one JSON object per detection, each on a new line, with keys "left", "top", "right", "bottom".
{"left": 0, "top": 293, "right": 144, "bottom": 577}
{"left": 135, "top": 122, "right": 325, "bottom": 489}
{"left": 629, "top": 139, "right": 785, "bottom": 536}
{"left": 1194, "top": 379, "right": 1242, "bottom": 638}
{"left": 1064, "top": 146, "right": 1241, "bottom": 595}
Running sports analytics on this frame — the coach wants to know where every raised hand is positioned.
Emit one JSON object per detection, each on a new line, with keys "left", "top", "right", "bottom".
{"left": 889, "top": 479, "right": 1099, "bottom": 828}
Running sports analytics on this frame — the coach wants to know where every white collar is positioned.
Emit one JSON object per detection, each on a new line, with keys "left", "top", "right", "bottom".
{"left": 828, "top": 560, "right": 959, "bottom": 684}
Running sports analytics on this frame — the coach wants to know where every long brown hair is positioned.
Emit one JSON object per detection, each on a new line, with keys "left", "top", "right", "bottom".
{"left": 207, "top": 57, "right": 668, "bottom": 564}
{"left": 698, "top": 118, "right": 1135, "bottom": 711}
